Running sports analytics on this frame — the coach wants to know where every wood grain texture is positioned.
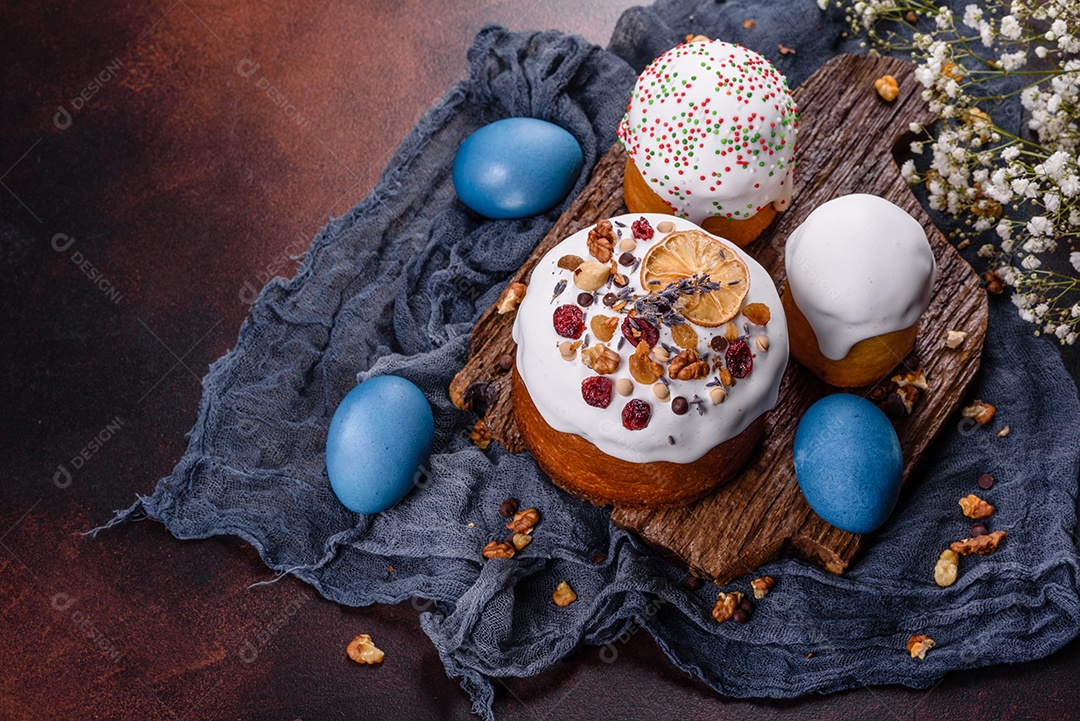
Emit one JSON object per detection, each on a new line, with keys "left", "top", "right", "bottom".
{"left": 451, "top": 54, "right": 989, "bottom": 584}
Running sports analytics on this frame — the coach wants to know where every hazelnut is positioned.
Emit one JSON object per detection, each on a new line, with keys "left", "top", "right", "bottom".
{"left": 573, "top": 261, "right": 611, "bottom": 292}
{"left": 652, "top": 382, "right": 670, "bottom": 401}
{"left": 619, "top": 238, "right": 637, "bottom": 252}
{"left": 615, "top": 378, "right": 634, "bottom": 397}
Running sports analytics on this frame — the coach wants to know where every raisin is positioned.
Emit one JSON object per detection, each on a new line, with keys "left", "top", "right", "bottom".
{"left": 631, "top": 217, "right": 654, "bottom": 241}
{"left": 725, "top": 338, "right": 753, "bottom": 378}
{"left": 553, "top": 305, "right": 585, "bottom": 339}
{"left": 581, "top": 376, "right": 614, "bottom": 409}
{"left": 621, "top": 399, "right": 652, "bottom": 430}
{"left": 622, "top": 315, "right": 659, "bottom": 348}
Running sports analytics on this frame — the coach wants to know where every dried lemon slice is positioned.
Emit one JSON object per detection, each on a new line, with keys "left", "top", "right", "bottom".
{"left": 639, "top": 230, "right": 749, "bottom": 327}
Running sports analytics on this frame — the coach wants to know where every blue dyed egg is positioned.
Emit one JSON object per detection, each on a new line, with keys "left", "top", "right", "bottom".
{"left": 793, "top": 394, "right": 903, "bottom": 534}
{"left": 452, "top": 117, "right": 583, "bottom": 218}
{"left": 325, "top": 376, "right": 435, "bottom": 514}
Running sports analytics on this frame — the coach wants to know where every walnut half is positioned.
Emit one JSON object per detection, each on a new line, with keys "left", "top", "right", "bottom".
{"left": 951, "top": 530, "right": 1006, "bottom": 556}
{"left": 669, "top": 349, "right": 709, "bottom": 381}
{"left": 581, "top": 344, "right": 620, "bottom": 375}
{"left": 907, "top": 634, "right": 935, "bottom": 660}
{"left": 586, "top": 219, "right": 616, "bottom": 263}
{"left": 958, "top": 494, "right": 994, "bottom": 519}
{"left": 347, "top": 634, "right": 385, "bottom": 664}
{"left": 712, "top": 591, "right": 744, "bottom": 623}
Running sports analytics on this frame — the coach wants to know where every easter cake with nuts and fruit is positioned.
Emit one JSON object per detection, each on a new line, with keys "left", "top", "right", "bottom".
{"left": 510, "top": 212, "right": 788, "bottom": 507}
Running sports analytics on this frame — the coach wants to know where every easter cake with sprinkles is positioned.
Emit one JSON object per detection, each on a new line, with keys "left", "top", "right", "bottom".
{"left": 617, "top": 36, "right": 798, "bottom": 247}
{"left": 510, "top": 213, "right": 789, "bottom": 508}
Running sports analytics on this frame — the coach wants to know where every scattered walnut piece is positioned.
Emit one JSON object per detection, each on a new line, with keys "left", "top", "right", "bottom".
{"left": 751, "top": 576, "right": 775, "bottom": 599}
{"left": 581, "top": 344, "right": 620, "bottom": 375}
{"left": 874, "top": 74, "right": 900, "bottom": 102}
{"left": 557, "top": 254, "right": 584, "bottom": 271}
{"left": 742, "top": 18, "right": 757, "bottom": 28}
{"left": 945, "top": 330, "right": 968, "bottom": 349}
{"left": 742, "top": 302, "right": 771, "bottom": 325}
{"left": 590, "top": 315, "right": 619, "bottom": 343}
{"left": 712, "top": 591, "right": 744, "bottom": 623}
{"left": 958, "top": 494, "right": 994, "bottom": 519}
{"left": 687, "top": 34, "right": 709, "bottom": 43}
{"left": 962, "top": 400, "right": 996, "bottom": 425}
{"left": 496, "top": 282, "right": 527, "bottom": 314}
{"left": 511, "top": 533, "right": 532, "bottom": 551}
{"left": 630, "top": 341, "right": 663, "bottom": 384}
{"left": 482, "top": 541, "right": 516, "bottom": 560}
{"left": 506, "top": 507, "right": 541, "bottom": 533}
{"left": 778, "top": 42, "right": 796, "bottom": 55}
{"left": 573, "top": 261, "right": 611, "bottom": 291}
{"left": 470, "top": 419, "right": 492, "bottom": 450}
{"left": 586, "top": 219, "right": 616, "bottom": 263}
{"left": 934, "top": 549, "right": 959, "bottom": 587}
{"left": 907, "top": 634, "right": 935, "bottom": 660}
{"left": 552, "top": 581, "right": 577, "bottom": 606}
{"left": 896, "top": 385, "right": 920, "bottom": 414}
{"left": 982, "top": 269, "right": 1004, "bottom": 295}
{"left": 669, "top": 349, "right": 709, "bottom": 380}
{"left": 996, "top": 425, "right": 1010, "bottom": 437}
{"left": 951, "top": 530, "right": 1006, "bottom": 556}
{"left": 347, "top": 634, "right": 385, "bottom": 664}
{"left": 892, "top": 369, "right": 929, "bottom": 391}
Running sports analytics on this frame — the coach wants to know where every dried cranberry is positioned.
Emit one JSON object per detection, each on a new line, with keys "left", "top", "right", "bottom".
{"left": 581, "top": 376, "right": 613, "bottom": 408}
{"left": 622, "top": 315, "right": 659, "bottom": 347}
{"left": 725, "top": 338, "right": 753, "bottom": 378}
{"left": 631, "top": 217, "right": 654, "bottom": 241}
{"left": 621, "top": 399, "right": 652, "bottom": 430}
{"left": 553, "top": 305, "right": 585, "bottom": 339}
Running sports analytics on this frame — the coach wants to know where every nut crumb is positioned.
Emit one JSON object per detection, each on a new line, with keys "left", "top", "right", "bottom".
{"left": 552, "top": 581, "right": 577, "bottom": 606}
{"left": 778, "top": 42, "right": 796, "bottom": 55}
{"left": 934, "top": 549, "right": 959, "bottom": 587}
{"left": 896, "top": 385, "right": 920, "bottom": 414}
{"left": 506, "top": 507, "right": 541, "bottom": 533}
{"left": 557, "top": 254, "right": 584, "bottom": 271}
{"left": 751, "top": 576, "right": 775, "bottom": 599}
{"left": 983, "top": 269, "right": 1004, "bottom": 295}
{"left": 958, "top": 494, "right": 994, "bottom": 519}
{"left": 907, "top": 634, "right": 935, "bottom": 660}
{"left": 951, "top": 530, "right": 1006, "bottom": 556}
{"left": 892, "top": 369, "right": 929, "bottom": 391}
{"left": 743, "top": 18, "right": 757, "bottom": 28}
{"left": 961, "top": 400, "right": 996, "bottom": 426}
{"left": 712, "top": 591, "right": 744, "bottom": 623}
{"left": 996, "top": 425, "right": 1010, "bottom": 437}
{"left": 905, "top": 10, "right": 918, "bottom": 21}
{"left": 496, "top": 282, "right": 527, "bottom": 314}
{"left": 874, "top": 74, "right": 899, "bottom": 101}
{"left": 347, "top": 634, "right": 385, "bottom": 664}
{"left": 470, "top": 420, "right": 492, "bottom": 450}
{"left": 482, "top": 541, "right": 515, "bottom": 560}
{"left": 945, "top": 330, "right": 968, "bottom": 349}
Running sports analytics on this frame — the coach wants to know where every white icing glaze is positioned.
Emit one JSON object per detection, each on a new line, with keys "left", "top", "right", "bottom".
{"left": 784, "top": 194, "right": 937, "bottom": 360}
{"left": 512, "top": 213, "right": 788, "bottom": 464}
{"left": 617, "top": 39, "right": 798, "bottom": 224}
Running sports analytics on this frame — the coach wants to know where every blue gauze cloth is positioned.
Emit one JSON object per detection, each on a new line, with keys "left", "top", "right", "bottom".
{"left": 102, "top": 3, "right": 1080, "bottom": 719}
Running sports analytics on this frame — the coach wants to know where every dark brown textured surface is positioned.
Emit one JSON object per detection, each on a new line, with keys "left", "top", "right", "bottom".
{"left": 2, "top": 3, "right": 1079, "bottom": 720}
{"left": 453, "top": 54, "right": 989, "bottom": 584}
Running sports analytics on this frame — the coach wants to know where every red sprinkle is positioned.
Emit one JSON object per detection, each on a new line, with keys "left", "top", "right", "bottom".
{"left": 553, "top": 305, "right": 585, "bottom": 339}
{"left": 622, "top": 399, "right": 652, "bottom": 430}
{"left": 581, "top": 376, "right": 614, "bottom": 408}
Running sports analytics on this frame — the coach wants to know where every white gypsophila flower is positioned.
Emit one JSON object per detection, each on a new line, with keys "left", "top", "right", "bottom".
{"left": 1071, "top": 302, "right": 1080, "bottom": 318}
{"left": 901, "top": 159, "right": 918, "bottom": 182}
{"left": 911, "top": 141, "right": 925, "bottom": 154}
{"left": 999, "top": 265, "right": 1017, "bottom": 284}
{"left": 1057, "top": 324, "right": 1071, "bottom": 339}
{"left": 1027, "top": 216, "right": 1054, "bottom": 236}
{"left": 1070, "top": 209, "right": 1080, "bottom": 226}
{"left": 999, "top": 51, "right": 1027, "bottom": 71}
{"left": 997, "top": 220, "right": 1013, "bottom": 241}
{"left": 1071, "top": 251, "right": 1080, "bottom": 272}
{"left": 1023, "top": 237, "right": 1048, "bottom": 253}
{"left": 1067, "top": 333, "right": 1077, "bottom": 345}
{"left": 963, "top": 4, "right": 983, "bottom": 28}
{"left": 817, "top": 0, "right": 828, "bottom": 10}
{"left": 974, "top": 217, "right": 994, "bottom": 232}
{"left": 999, "top": 14, "right": 1022, "bottom": 39}
{"left": 936, "top": 7, "right": 954, "bottom": 29}
{"left": 1060, "top": 176, "right": 1080, "bottom": 198}
{"left": 1061, "top": 35, "right": 1080, "bottom": 54}
{"left": 1051, "top": 19, "right": 1067, "bottom": 37}
{"left": 1022, "top": 254, "right": 1043, "bottom": 269}
{"left": 1044, "top": 192, "right": 1061, "bottom": 213}
{"left": 1002, "top": 146, "right": 1021, "bottom": 162}
{"left": 980, "top": 23, "right": 995, "bottom": 47}
{"left": 978, "top": 243, "right": 996, "bottom": 258}
{"left": 1036, "top": 45, "right": 1048, "bottom": 58}
{"left": 1035, "top": 302, "right": 1050, "bottom": 316}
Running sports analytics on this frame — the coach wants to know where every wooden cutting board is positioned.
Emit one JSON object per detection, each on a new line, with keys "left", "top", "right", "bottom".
{"left": 450, "top": 54, "right": 989, "bottom": 585}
